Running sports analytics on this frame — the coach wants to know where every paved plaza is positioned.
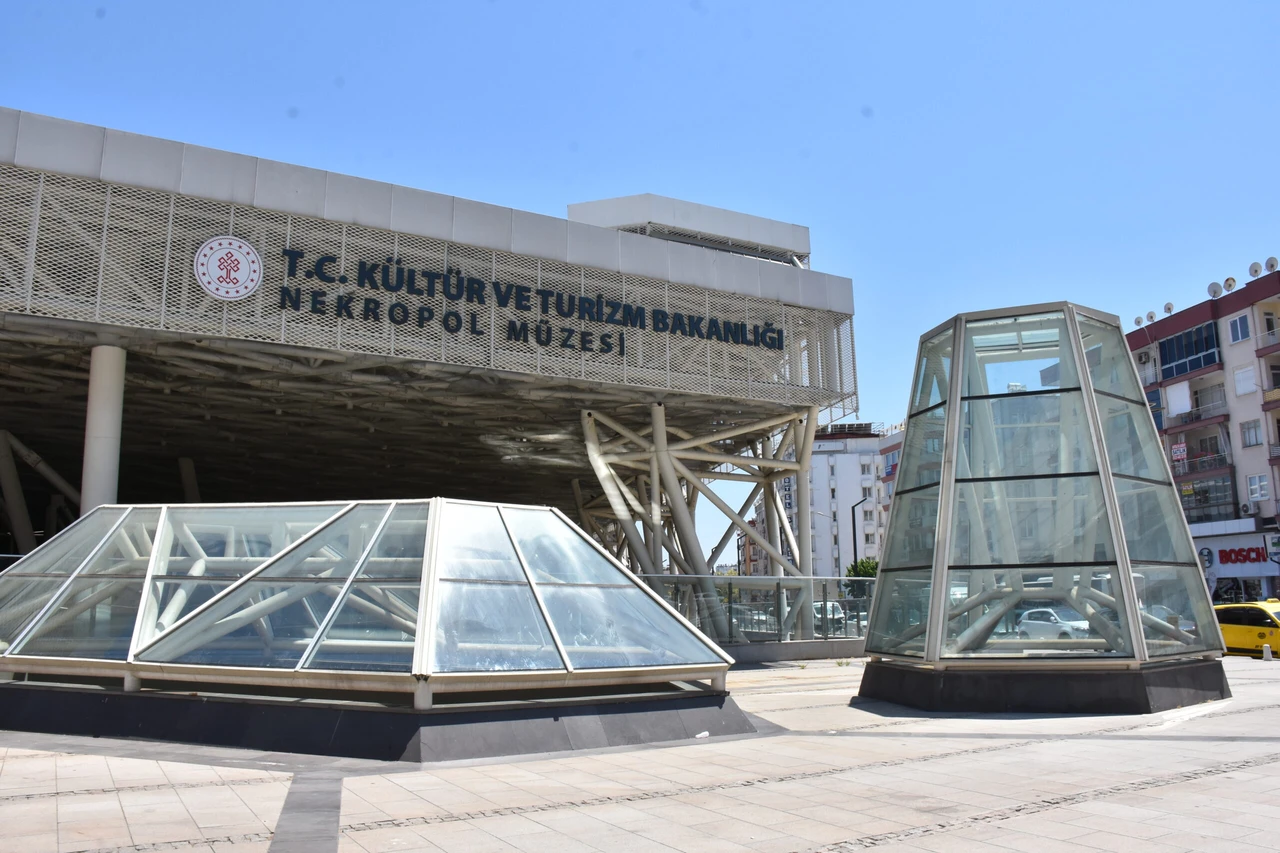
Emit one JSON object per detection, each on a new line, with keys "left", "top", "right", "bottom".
{"left": 1, "top": 656, "right": 1278, "bottom": 853}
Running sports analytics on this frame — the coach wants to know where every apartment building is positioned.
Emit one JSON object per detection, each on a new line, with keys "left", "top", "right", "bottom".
{"left": 746, "top": 423, "right": 889, "bottom": 578}
{"left": 1126, "top": 268, "right": 1280, "bottom": 601}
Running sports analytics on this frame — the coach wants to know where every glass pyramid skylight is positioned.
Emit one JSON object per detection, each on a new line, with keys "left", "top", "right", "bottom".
{"left": 0, "top": 500, "right": 729, "bottom": 701}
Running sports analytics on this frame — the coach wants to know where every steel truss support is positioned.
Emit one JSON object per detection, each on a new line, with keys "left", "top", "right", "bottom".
{"left": 579, "top": 404, "right": 820, "bottom": 642}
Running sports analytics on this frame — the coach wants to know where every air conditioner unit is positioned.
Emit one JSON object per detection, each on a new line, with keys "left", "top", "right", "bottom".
{"left": 1242, "top": 502, "right": 1257, "bottom": 516}
{"left": 1136, "top": 351, "right": 1151, "bottom": 364}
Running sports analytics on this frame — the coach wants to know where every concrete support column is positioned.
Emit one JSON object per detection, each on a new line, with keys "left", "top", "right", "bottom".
{"left": 80, "top": 345, "right": 127, "bottom": 515}
{"left": 178, "top": 458, "right": 200, "bottom": 503}
{"left": 0, "top": 432, "right": 36, "bottom": 553}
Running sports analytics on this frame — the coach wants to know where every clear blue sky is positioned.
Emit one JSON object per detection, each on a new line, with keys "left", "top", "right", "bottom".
{"left": 5, "top": 1, "right": 1280, "bottom": 557}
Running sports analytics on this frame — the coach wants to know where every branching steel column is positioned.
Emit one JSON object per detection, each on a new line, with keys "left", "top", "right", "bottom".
{"left": 582, "top": 412, "right": 659, "bottom": 578}
{"left": 651, "top": 403, "right": 730, "bottom": 641}
{"left": 0, "top": 431, "right": 35, "bottom": 553}
{"left": 794, "top": 405, "right": 819, "bottom": 639}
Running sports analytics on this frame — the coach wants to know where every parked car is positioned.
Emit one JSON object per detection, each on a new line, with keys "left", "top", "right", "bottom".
{"left": 1016, "top": 607, "right": 1090, "bottom": 640}
{"left": 1214, "top": 600, "right": 1280, "bottom": 658}
{"left": 813, "top": 601, "right": 846, "bottom": 632}
{"left": 1145, "top": 604, "right": 1196, "bottom": 635}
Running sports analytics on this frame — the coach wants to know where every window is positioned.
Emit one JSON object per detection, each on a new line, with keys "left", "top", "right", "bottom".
{"left": 832, "top": 534, "right": 838, "bottom": 545}
{"left": 1158, "top": 322, "right": 1219, "bottom": 380}
{"left": 861, "top": 463, "right": 871, "bottom": 475}
{"left": 1146, "top": 388, "right": 1163, "bottom": 431}
{"left": 862, "top": 487, "right": 872, "bottom": 499}
{"left": 1198, "top": 435, "right": 1220, "bottom": 455}
{"left": 1234, "top": 365, "right": 1257, "bottom": 396}
{"left": 1243, "top": 419, "right": 1263, "bottom": 448}
{"left": 865, "top": 533, "right": 875, "bottom": 545}
{"left": 1249, "top": 474, "right": 1270, "bottom": 501}
{"left": 830, "top": 488, "right": 836, "bottom": 499}
{"left": 1230, "top": 314, "right": 1251, "bottom": 343}
{"left": 863, "top": 509, "right": 874, "bottom": 522}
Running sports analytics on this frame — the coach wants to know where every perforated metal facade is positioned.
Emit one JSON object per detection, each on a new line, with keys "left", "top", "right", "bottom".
{"left": 0, "top": 164, "right": 855, "bottom": 411}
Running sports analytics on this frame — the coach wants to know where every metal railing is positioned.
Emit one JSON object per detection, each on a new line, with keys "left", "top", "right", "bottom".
{"left": 1257, "top": 329, "right": 1280, "bottom": 350}
{"left": 639, "top": 574, "right": 874, "bottom": 644}
{"left": 1171, "top": 452, "right": 1232, "bottom": 476}
{"left": 1270, "top": 444, "right": 1280, "bottom": 460}
{"left": 1175, "top": 396, "right": 1228, "bottom": 426}
{"left": 1136, "top": 361, "right": 1159, "bottom": 387}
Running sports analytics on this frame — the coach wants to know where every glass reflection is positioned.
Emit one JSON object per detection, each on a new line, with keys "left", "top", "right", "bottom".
{"left": 504, "top": 508, "right": 625, "bottom": 585}
{"left": 961, "top": 312, "right": 1077, "bottom": 396}
{"left": 1096, "top": 396, "right": 1168, "bottom": 482}
{"left": 910, "top": 329, "right": 953, "bottom": 414}
{"left": 1114, "top": 478, "right": 1197, "bottom": 565}
{"left": 950, "top": 477, "right": 1115, "bottom": 566}
{"left": 432, "top": 581, "right": 562, "bottom": 672}
{"left": 1078, "top": 313, "right": 1146, "bottom": 402}
{"left": 539, "top": 586, "right": 720, "bottom": 668}
{"left": 896, "top": 406, "right": 946, "bottom": 491}
{"left": 865, "top": 569, "right": 932, "bottom": 656}
{"left": 1133, "top": 563, "right": 1219, "bottom": 657}
{"left": 942, "top": 566, "right": 1134, "bottom": 657}
{"left": 880, "top": 487, "right": 940, "bottom": 569}
{"left": 957, "top": 393, "right": 1096, "bottom": 479}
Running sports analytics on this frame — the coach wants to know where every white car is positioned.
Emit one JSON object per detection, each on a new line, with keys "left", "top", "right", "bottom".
{"left": 1016, "top": 607, "right": 1090, "bottom": 640}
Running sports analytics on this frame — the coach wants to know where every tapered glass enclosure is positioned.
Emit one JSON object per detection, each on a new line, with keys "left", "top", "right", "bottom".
{"left": 0, "top": 499, "right": 729, "bottom": 700}
{"left": 866, "top": 304, "right": 1225, "bottom": 663}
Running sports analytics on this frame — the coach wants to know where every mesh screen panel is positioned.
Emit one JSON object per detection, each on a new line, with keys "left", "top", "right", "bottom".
{"left": 0, "top": 164, "right": 855, "bottom": 413}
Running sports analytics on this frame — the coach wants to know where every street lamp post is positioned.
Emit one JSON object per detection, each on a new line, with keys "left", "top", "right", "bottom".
{"left": 850, "top": 496, "right": 869, "bottom": 569}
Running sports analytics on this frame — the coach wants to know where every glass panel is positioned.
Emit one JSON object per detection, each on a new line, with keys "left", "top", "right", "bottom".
{"left": 881, "top": 486, "right": 940, "bottom": 569}
{"left": 1077, "top": 314, "right": 1146, "bottom": 402}
{"left": 539, "top": 586, "right": 720, "bottom": 669}
{"left": 896, "top": 406, "right": 946, "bottom": 491}
{"left": 146, "top": 579, "right": 235, "bottom": 635}
{"left": 0, "top": 507, "right": 127, "bottom": 576}
{"left": 76, "top": 508, "right": 160, "bottom": 577}
{"left": 1097, "top": 396, "right": 1168, "bottom": 481}
{"left": 503, "top": 508, "right": 623, "bottom": 585}
{"left": 431, "top": 580, "right": 562, "bottom": 672}
{"left": 942, "top": 566, "right": 1134, "bottom": 658}
{"left": 138, "top": 505, "right": 389, "bottom": 665}
{"left": 910, "top": 328, "right": 953, "bottom": 414}
{"left": 304, "top": 581, "right": 418, "bottom": 672}
{"left": 251, "top": 504, "right": 392, "bottom": 580}
{"left": 156, "top": 581, "right": 339, "bottom": 668}
{"left": 864, "top": 569, "right": 932, "bottom": 656}
{"left": 1133, "top": 564, "right": 1222, "bottom": 657}
{"left": 1114, "top": 478, "right": 1197, "bottom": 565}
{"left": 436, "top": 503, "right": 525, "bottom": 581}
{"left": 950, "top": 477, "right": 1115, "bottom": 566}
{"left": 157, "top": 504, "right": 346, "bottom": 580}
{"left": 961, "top": 312, "right": 1077, "bottom": 397}
{"left": 957, "top": 393, "right": 1096, "bottom": 479}
{"left": 19, "top": 578, "right": 144, "bottom": 659}
{"left": 357, "top": 503, "right": 428, "bottom": 580}
{"left": 0, "top": 579, "right": 71, "bottom": 649}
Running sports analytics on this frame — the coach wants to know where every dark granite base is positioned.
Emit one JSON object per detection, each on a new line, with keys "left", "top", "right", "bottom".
{"left": 858, "top": 658, "right": 1231, "bottom": 714}
{"left": 0, "top": 683, "right": 755, "bottom": 762}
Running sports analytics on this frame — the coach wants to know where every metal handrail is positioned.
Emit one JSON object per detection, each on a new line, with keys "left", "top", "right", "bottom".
{"left": 1171, "top": 452, "right": 1231, "bottom": 476}
{"left": 1177, "top": 397, "right": 1228, "bottom": 425}
{"left": 1258, "top": 329, "right": 1280, "bottom": 350}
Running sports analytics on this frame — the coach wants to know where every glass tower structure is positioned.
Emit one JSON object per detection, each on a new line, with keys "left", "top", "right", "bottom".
{"left": 866, "top": 303, "right": 1226, "bottom": 664}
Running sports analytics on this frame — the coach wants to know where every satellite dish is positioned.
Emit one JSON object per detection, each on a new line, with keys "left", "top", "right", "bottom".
{"left": 1134, "top": 316, "right": 1144, "bottom": 327}
{"left": 1224, "top": 277, "right": 1237, "bottom": 291}
{"left": 1208, "top": 282, "right": 1223, "bottom": 298}
{"left": 1146, "top": 311, "right": 1157, "bottom": 322}
{"left": 1268, "top": 257, "right": 1279, "bottom": 273}
{"left": 1164, "top": 302, "right": 1174, "bottom": 314}
{"left": 1250, "top": 262, "right": 1263, "bottom": 278}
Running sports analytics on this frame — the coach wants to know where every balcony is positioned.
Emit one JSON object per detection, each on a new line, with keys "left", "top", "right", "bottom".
{"left": 1136, "top": 360, "right": 1159, "bottom": 387}
{"left": 1258, "top": 329, "right": 1280, "bottom": 357}
{"left": 1171, "top": 451, "right": 1232, "bottom": 478}
{"left": 1264, "top": 384, "right": 1280, "bottom": 413}
{"left": 1163, "top": 397, "right": 1229, "bottom": 433}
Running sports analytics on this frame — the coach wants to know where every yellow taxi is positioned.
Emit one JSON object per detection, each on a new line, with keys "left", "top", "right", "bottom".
{"left": 1214, "top": 600, "right": 1280, "bottom": 658}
